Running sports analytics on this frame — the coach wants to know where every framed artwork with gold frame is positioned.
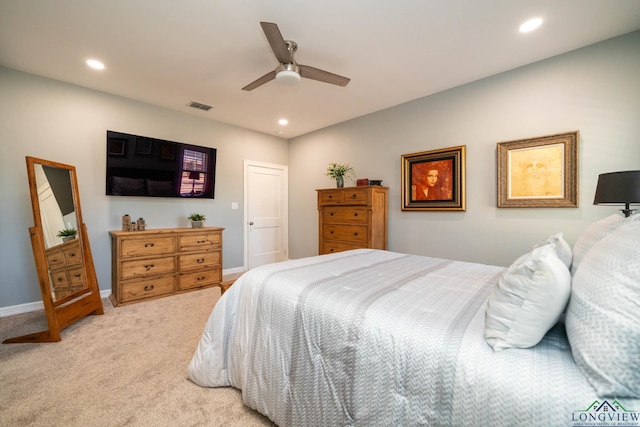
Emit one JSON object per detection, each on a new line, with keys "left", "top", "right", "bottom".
{"left": 497, "top": 131, "right": 578, "bottom": 208}
{"left": 401, "top": 145, "right": 466, "bottom": 211}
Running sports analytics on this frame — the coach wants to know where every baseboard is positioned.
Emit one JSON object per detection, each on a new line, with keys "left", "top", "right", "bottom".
{"left": 0, "top": 289, "right": 112, "bottom": 317}
{"left": 223, "top": 266, "right": 245, "bottom": 276}
{"left": 0, "top": 268, "right": 246, "bottom": 317}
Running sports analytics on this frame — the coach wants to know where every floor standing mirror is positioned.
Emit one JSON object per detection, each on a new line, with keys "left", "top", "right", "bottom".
{"left": 3, "top": 156, "right": 104, "bottom": 343}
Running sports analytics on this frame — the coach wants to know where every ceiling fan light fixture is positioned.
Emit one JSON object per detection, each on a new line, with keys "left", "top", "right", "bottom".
{"left": 276, "top": 69, "right": 300, "bottom": 86}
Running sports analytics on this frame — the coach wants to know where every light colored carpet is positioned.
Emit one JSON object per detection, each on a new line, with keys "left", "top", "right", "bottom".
{"left": 0, "top": 288, "right": 274, "bottom": 426}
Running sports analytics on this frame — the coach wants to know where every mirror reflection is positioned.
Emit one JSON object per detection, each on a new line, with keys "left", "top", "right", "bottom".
{"left": 33, "top": 163, "right": 87, "bottom": 302}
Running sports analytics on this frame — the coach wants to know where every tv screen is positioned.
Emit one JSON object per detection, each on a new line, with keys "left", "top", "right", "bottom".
{"left": 106, "top": 130, "right": 216, "bottom": 199}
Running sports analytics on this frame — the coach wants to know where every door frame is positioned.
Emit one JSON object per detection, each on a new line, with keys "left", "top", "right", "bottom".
{"left": 243, "top": 160, "right": 289, "bottom": 270}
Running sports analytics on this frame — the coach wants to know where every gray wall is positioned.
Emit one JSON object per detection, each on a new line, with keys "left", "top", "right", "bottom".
{"left": 0, "top": 67, "right": 287, "bottom": 307}
{"left": 288, "top": 31, "right": 640, "bottom": 266}
{"left": 2, "top": 31, "right": 639, "bottom": 309}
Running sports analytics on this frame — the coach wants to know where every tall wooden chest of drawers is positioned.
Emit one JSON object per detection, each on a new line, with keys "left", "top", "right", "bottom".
{"left": 109, "top": 227, "right": 224, "bottom": 306}
{"left": 317, "top": 186, "right": 388, "bottom": 255}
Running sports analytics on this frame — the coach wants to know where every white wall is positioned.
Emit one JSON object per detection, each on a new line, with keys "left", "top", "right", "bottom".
{"left": 0, "top": 68, "right": 288, "bottom": 307}
{"left": 288, "top": 31, "right": 640, "bottom": 266}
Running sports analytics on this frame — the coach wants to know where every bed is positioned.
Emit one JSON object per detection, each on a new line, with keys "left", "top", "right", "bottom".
{"left": 188, "top": 214, "right": 640, "bottom": 426}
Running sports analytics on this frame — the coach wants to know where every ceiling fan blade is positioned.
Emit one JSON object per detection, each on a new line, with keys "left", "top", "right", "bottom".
{"left": 299, "top": 65, "right": 350, "bottom": 87}
{"left": 242, "top": 70, "right": 276, "bottom": 91}
{"left": 260, "top": 22, "right": 292, "bottom": 64}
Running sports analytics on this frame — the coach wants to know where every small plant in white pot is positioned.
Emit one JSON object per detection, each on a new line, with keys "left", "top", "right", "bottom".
{"left": 187, "top": 213, "right": 206, "bottom": 228}
{"left": 57, "top": 227, "right": 77, "bottom": 242}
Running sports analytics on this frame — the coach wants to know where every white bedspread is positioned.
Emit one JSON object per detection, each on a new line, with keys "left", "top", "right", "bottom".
{"left": 188, "top": 249, "right": 623, "bottom": 426}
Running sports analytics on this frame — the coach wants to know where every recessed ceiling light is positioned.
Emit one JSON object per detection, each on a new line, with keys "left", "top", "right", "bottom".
{"left": 278, "top": 119, "right": 288, "bottom": 126}
{"left": 519, "top": 18, "right": 543, "bottom": 33}
{"left": 86, "top": 59, "right": 105, "bottom": 70}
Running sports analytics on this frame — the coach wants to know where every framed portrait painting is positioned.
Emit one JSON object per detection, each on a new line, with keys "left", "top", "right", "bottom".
{"left": 401, "top": 145, "right": 466, "bottom": 211}
{"left": 497, "top": 131, "right": 578, "bottom": 208}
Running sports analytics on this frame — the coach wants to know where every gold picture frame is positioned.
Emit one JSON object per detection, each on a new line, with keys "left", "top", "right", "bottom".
{"left": 497, "top": 131, "right": 579, "bottom": 208}
{"left": 401, "top": 145, "right": 466, "bottom": 211}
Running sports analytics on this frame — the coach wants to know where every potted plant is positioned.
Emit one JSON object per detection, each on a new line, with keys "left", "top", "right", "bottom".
{"left": 326, "top": 162, "right": 355, "bottom": 188}
{"left": 57, "top": 227, "right": 77, "bottom": 242}
{"left": 187, "top": 213, "right": 206, "bottom": 228}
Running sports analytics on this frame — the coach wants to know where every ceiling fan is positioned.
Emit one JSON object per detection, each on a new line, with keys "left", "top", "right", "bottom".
{"left": 242, "top": 22, "right": 351, "bottom": 91}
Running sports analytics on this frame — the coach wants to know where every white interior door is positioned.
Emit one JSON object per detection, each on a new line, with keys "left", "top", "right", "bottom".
{"left": 39, "top": 184, "right": 65, "bottom": 248}
{"left": 244, "top": 161, "right": 288, "bottom": 270}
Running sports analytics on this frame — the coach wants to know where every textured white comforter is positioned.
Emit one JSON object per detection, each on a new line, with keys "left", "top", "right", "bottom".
{"left": 188, "top": 249, "right": 615, "bottom": 426}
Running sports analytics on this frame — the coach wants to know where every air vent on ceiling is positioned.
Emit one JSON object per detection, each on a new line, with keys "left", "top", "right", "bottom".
{"left": 188, "top": 101, "right": 213, "bottom": 111}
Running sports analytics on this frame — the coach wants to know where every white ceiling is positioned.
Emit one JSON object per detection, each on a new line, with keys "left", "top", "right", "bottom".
{"left": 1, "top": 1, "right": 639, "bottom": 138}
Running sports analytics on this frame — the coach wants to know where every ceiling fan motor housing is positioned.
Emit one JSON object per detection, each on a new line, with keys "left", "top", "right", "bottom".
{"left": 276, "top": 63, "right": 301, "bottom": 85}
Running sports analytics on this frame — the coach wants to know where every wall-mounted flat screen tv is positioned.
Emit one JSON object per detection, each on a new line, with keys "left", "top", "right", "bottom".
{"left": 106, "top": 130, "right": 216, "bottom": 198}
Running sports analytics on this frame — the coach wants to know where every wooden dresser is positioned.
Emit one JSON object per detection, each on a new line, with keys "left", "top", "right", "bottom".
{"left": 45, "top": 238, "right": 85, "bottom": 300}
{"left": 109, "top": 227, "right": 224, "bottom": 306}
{"left": 317, "top": 186, "right": 388, "bottom": 255}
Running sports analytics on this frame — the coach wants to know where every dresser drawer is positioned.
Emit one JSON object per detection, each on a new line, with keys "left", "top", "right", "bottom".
{"left": 120, "top": 256, "right": 175, "bottom": 280}
{"left": 121, "top": 237, "right": 175, "bottom": 258}
{"left": 179, "top": 267, "right": 221, "bottom": 290}
{"left": 121, "top": 275, "right": 175, "bottom": 303}
{"left": 50, "top": 270, "right": 70, "bottom": 287}
{"left": 179, "top": 251, "right": 221, "bottom": 271}
{"left": 319, "top": 190, "right": 344, "bottom": 204}
{"left": 179, "top": 232, "right": 221, "bottom": 252}
{"left": 68, "top": 266, "right": 85, "bottom": 285}
{"left": 62, "top": 245, "right": 83, "bottom": 266}
{"left": 340, "top": 188, "right": 369, "bottom": 204}
{"left": 323, "top": 224, "right": 368, "bottom": 244}
{"left": 322, "top": 207, "right": 369, "bottom": 224}
{"left": 54, "top": 288, "right": 80, "bottom": 300}
{"left": 320, "top": 241, "right": 366, "bottom": 255}
{"left": 46, "top": 250, "right": 66, "bottom": 269}
{"left": 319, "top": 188, "right": 369, "bottom": 206}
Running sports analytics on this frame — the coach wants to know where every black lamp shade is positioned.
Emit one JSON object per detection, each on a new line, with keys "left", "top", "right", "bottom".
{"left": 593, "top": 170, "right": 640, "bottom": 216}
{"left": 188, "top": 171, "right": 201, "bottom": 180}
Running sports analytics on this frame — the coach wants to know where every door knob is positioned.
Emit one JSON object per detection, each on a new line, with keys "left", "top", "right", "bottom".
{"left": 249, "top": 221, "right": 254, "bottom": 225}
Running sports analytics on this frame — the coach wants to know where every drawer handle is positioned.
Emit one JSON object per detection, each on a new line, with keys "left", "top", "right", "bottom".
{"left": 144, "top": 243, "right": 155, "bottom": 248}
{"left": 197, "top": 258, "right": 205, "bottom": 263}
{"left": 351, "top": 194, "right": 357, "bottom": 198}
{"left": 145, "top": 264, "right": 155, "bottom": 271}
{"left": 69, "top": 252, "right": 76, "bottom": 257}
{"left": 73, "top": 273, "right": 81, "bottom": 278}
{"left": 197, "top": 276, "right": 206, "bottom": 281}
{"left": 57, "top": 277, "right": 63, "bottom": 283}
{"left": 144, "top": 285, "right": 155, "bottom": 291}
{"left": 328, "top": 195, "right": 333, "bottom": 199}
{"left": 51, "top": 258, "right": 59, "bottom": 262}
{"left": 330, "top": 230, "right": 334, "bottom": 234}
{"left": 353, "top": 213, "right": 358, "bottom": 217}
{"left": 329, "top": 248, "right": 335, "bottom": 252}
{"left": 197, "top": 239, "right": 207, "bottom": 244}
{"left": 330, "top": 212, "right": 334, "bottom": 216}
{"left": 354, "top": 232, "right": 358, "bottom": 236}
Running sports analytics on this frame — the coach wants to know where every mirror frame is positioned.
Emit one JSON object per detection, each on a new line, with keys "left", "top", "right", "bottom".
{"left": 3, "top": 156, "right": 104, "bottom": 343}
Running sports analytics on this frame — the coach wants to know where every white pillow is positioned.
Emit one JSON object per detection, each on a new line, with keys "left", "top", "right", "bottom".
{"left": 485, "top": 244, "right": 571, "bottom": 351}
{"left": 531, "top": 232, "right": 573, "bottom": 269}
{"left": 565, "top": 221, "right": 640, "bottom": 398}
{"left": 571, "top": 213, "right": 640, "bottom": 275}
